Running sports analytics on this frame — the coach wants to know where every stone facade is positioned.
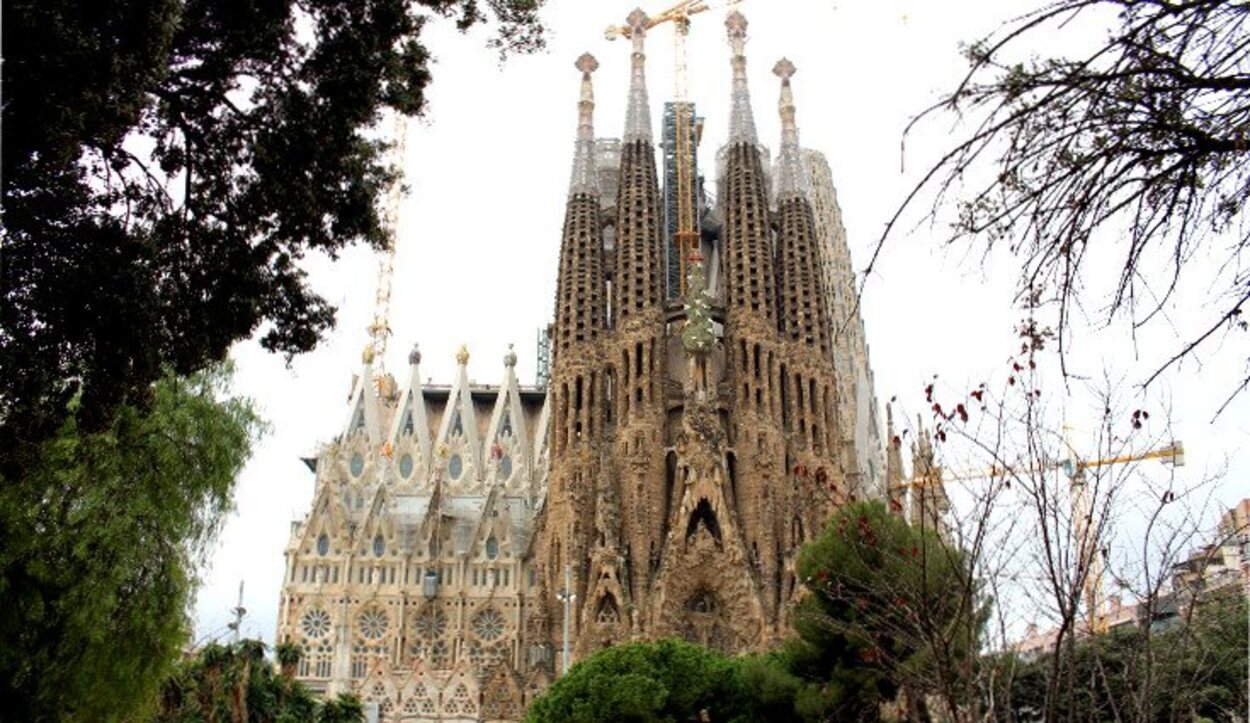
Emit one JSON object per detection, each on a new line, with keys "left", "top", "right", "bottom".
{"left": 274, "top": 9, "right": 889, "bottom": 720}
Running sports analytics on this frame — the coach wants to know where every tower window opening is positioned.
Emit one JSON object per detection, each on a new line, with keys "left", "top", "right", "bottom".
{"left": 685, "top": 499, "right": 723, "bottom": 544}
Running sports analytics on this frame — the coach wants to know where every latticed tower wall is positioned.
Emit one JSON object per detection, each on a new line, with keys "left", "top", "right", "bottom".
{"left": 541, "top": 54, "right": 609, "bottom": 654}
{"left": 714, "top": 10, "right": 792, "bottom": 624}
{"left": 770, "top": 59, "right": 849, "bottom": 550}
{"left": 803, "top": 149, "right": 886, "bottom": 497}
{"left": 607, "top": 13, "right": 669, "bottom": 615}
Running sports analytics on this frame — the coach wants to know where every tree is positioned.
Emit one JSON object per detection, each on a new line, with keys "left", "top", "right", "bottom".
{"left": 908, "top": 332, "right": 1239, "bottom": 722}
{"left": 787, "top": 501, "right": 988, "bottom": 721}
{"left": 526, "top": 639, "right": 750, "bottom": 723}
{"left": 988, "top": 592, "right": 1248, "bottom": 721}
{"left": 0, "top": 0, "right": 546, "bottom": 471}
{"left": 274, "top": 641, "right": 302, "bottom": 682}
{"left": 0, "top": 366, "right": 262, "bottom": 721}
{"left": 879, "top": 0, "right": 1250, "bottom": 409}
{"left": 153, "top": 639, "right": 360, "bottom": 723}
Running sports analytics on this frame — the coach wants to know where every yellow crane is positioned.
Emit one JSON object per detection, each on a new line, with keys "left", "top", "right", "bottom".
{"left": 889, "top": 437, "right": 1185, "bottom": 633}
{"left": 606, "top": 0, "right": 741, "bottom": 293}
{"left": 364, "top": 111, "right": 408, "bottom": 402}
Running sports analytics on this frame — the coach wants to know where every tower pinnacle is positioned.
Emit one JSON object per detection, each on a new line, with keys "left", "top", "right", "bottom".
{"left": 773, "top": 58, "right": 809, "bottom": 199}
{"left": 624, "top": 9, "right": 653, "bottom": 143}
{"left": 569, "top": 53, "right": 600, "bottom": 197}
{"left": 725, "top": 10, "right": 758, "bottom": 146}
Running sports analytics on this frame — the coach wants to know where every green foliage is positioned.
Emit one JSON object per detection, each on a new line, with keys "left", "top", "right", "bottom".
{"left": 772, "top": 501, "right": 985, "bottom": 719}
{"left": 991, "top": 593, "right": 1249, "bottom": 721}
{"left": 0, "top": 366, "right": 262, "bottom": 721}
{"left": 0, "top": 0, "right": 546, "bottom": 467}
{"left": 153, "top": 639, "right": 360, "bottom": 723}
{"left": 526, "top": 639, "right": 750, "bottom": 723}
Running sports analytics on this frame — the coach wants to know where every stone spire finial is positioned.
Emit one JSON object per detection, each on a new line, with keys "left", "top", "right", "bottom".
{"left": 503, "top": 343, "right": 517, "bottom": 368}
{"left": 408, "top": 343, "right": 422, "bottom": 366}
{"left": 456, "top": 344, "right": 470, "bottom": 366}
{"left": 569, "top": 53, "right": 601, "bottom": 197}
{"left": 773, "top": 57, "right": 809, "bottom": 199}
{"left": 623, "top": 9, "right": 653, "bottom": 143}
{"left": 725, "top": 9, "right": 757, "bottom": 146}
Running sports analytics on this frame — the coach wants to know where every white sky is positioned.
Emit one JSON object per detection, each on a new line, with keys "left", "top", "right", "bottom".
{"left": 193, "top": 0, "right": 1248, "bottom": 646}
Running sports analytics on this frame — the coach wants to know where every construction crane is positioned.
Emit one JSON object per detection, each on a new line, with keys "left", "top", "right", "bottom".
{"left": 891, "top": 437, "right": 1185, "bottom": 634}
{"left": 606, "top": 0, "right": 741, "bottom": 293}
{"left": 364, "top": 110, "right": 408, "bottom": 399}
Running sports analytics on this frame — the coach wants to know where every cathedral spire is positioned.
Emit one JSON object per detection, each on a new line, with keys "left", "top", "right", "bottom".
{"left": 772, "top": 58, "right": 808, "bottom": 199}
{"left": 569, "top": 53, "right": 600, "bottom": 197}
{"left": 725, "top": 10, "right": 758, "bottom": 146}
{"left": 623, "top": 9, "right": 653, "bottom": 144}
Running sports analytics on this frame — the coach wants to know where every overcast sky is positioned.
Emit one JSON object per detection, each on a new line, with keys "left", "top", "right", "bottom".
{"left": 192, "top": 0, "right": 1248, "bottom": 646}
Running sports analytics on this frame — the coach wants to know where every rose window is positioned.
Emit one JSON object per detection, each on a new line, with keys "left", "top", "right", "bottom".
{"left": 471, "top": 607, "right": 505, "bottom": 641}
{"left": 358, "top": 608, "right": 389, "bottom": 640}
{"left": 300, "top": 608, "right": 331, "bottom": 638}
{"left": 413, "top": 608, "right": 447, "bottom": 639}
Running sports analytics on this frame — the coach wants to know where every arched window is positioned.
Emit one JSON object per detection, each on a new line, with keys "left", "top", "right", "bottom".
{"left": 349, "top": 453, "right": 365, "bottom": 477}
{"left": 316, "top": 533, "right": 330, "bottom": 556}
{"left": 399, "top": 453, "right": 414, "bottom": 478}
{"left": 485, "top": 536, "right": 499, "bottom": 560}
{"left": 373, "top": 534, "right": 385, "bottom": 557}
{"left": 448, "top": 454, "right": 464, "bottom": 480}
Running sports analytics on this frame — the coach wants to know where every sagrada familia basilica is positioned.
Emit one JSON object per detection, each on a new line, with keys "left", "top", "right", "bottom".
{"left": 274, "top": 8, "right": 919, "bottom": 720}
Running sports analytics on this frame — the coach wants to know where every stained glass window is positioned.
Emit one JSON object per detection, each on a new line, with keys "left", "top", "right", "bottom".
{"left": 301, "top": 608, "right": 332, "bottom": 638}
{"left": 373, "top": 534, "right": 385, "bottom": 557}
{"left": 350, "top": 453, "right": 364, "bottom": 477}
{"left": 499, "top": 455, "right": 513, "bottom": 480}
{"left": 448, "top": 454, "right": 463, "bottom": 480}
{"left": 471, "top": 608, "right": 505, "bottom": 641}
{"left": 358, "top": 608, "right": 389, "bottom": 640}
{"left": 485, "top": 536, "right": 499, "bottom": 560}
{"left": 317, "top": 533, "right": 330, "bottom": 556}
{"left": 399, "top": 453, "right": 414, "bottom": 478}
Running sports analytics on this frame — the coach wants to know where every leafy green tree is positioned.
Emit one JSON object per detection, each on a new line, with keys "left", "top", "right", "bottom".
{"left": 317, "top": 694, "right": 364, "bottom": 723}
{"left": 526, "top": 639, "right": 750, "bottom": 723}
{"left": 783, "top": 501, "right": 987, "bottom": 721}
{"left": 153, "top": 639, "right": 358, "bottom": 723}
{"left": 0, "top": 0, "right": 546, "bottom": 470}
{"left": 0, "top": 366, "right": 262, "bottom": 721}
{"left": 992, "top": 592, "right": 1249, "bottom": 722}
{"left": 882, "top": 0, "right": 1250, "bottom": 406}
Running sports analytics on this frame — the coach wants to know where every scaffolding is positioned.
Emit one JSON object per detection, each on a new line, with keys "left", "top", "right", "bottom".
{"left": 535, "top": 327, "right": 551, "bottom": 389}
{"left": 662, "top": 101, "right": 703, "bottom": 300}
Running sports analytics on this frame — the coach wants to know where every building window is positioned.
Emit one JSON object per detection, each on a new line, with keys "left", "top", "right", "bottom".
{"left": 448, "top": 454, "right": 464, "bottom": 480}
{"left": 300, "top": 609, "right": 332, "bottom": 638}
{"left": 373, "top": 534, "right": 385, "bottom": 558}
{"left": 499, "top": 455, "right": 513, "bottom": 480}
{"left": 399, "top": 453, "right": 414, "bottom": 478}
{"left": 472, "top": 607, "right": 505, "bottom": 641}
{"left": 350, "top": 453, "right": 365, "bottom": 477}
{"left": 485, "top": 536, "right": 499, "bottom": 560}
{"left": 358, "top": 608, "right": 389, "bottom": 640}
{"left": 317, "top": 533, "right": 330, "bottom": 556}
